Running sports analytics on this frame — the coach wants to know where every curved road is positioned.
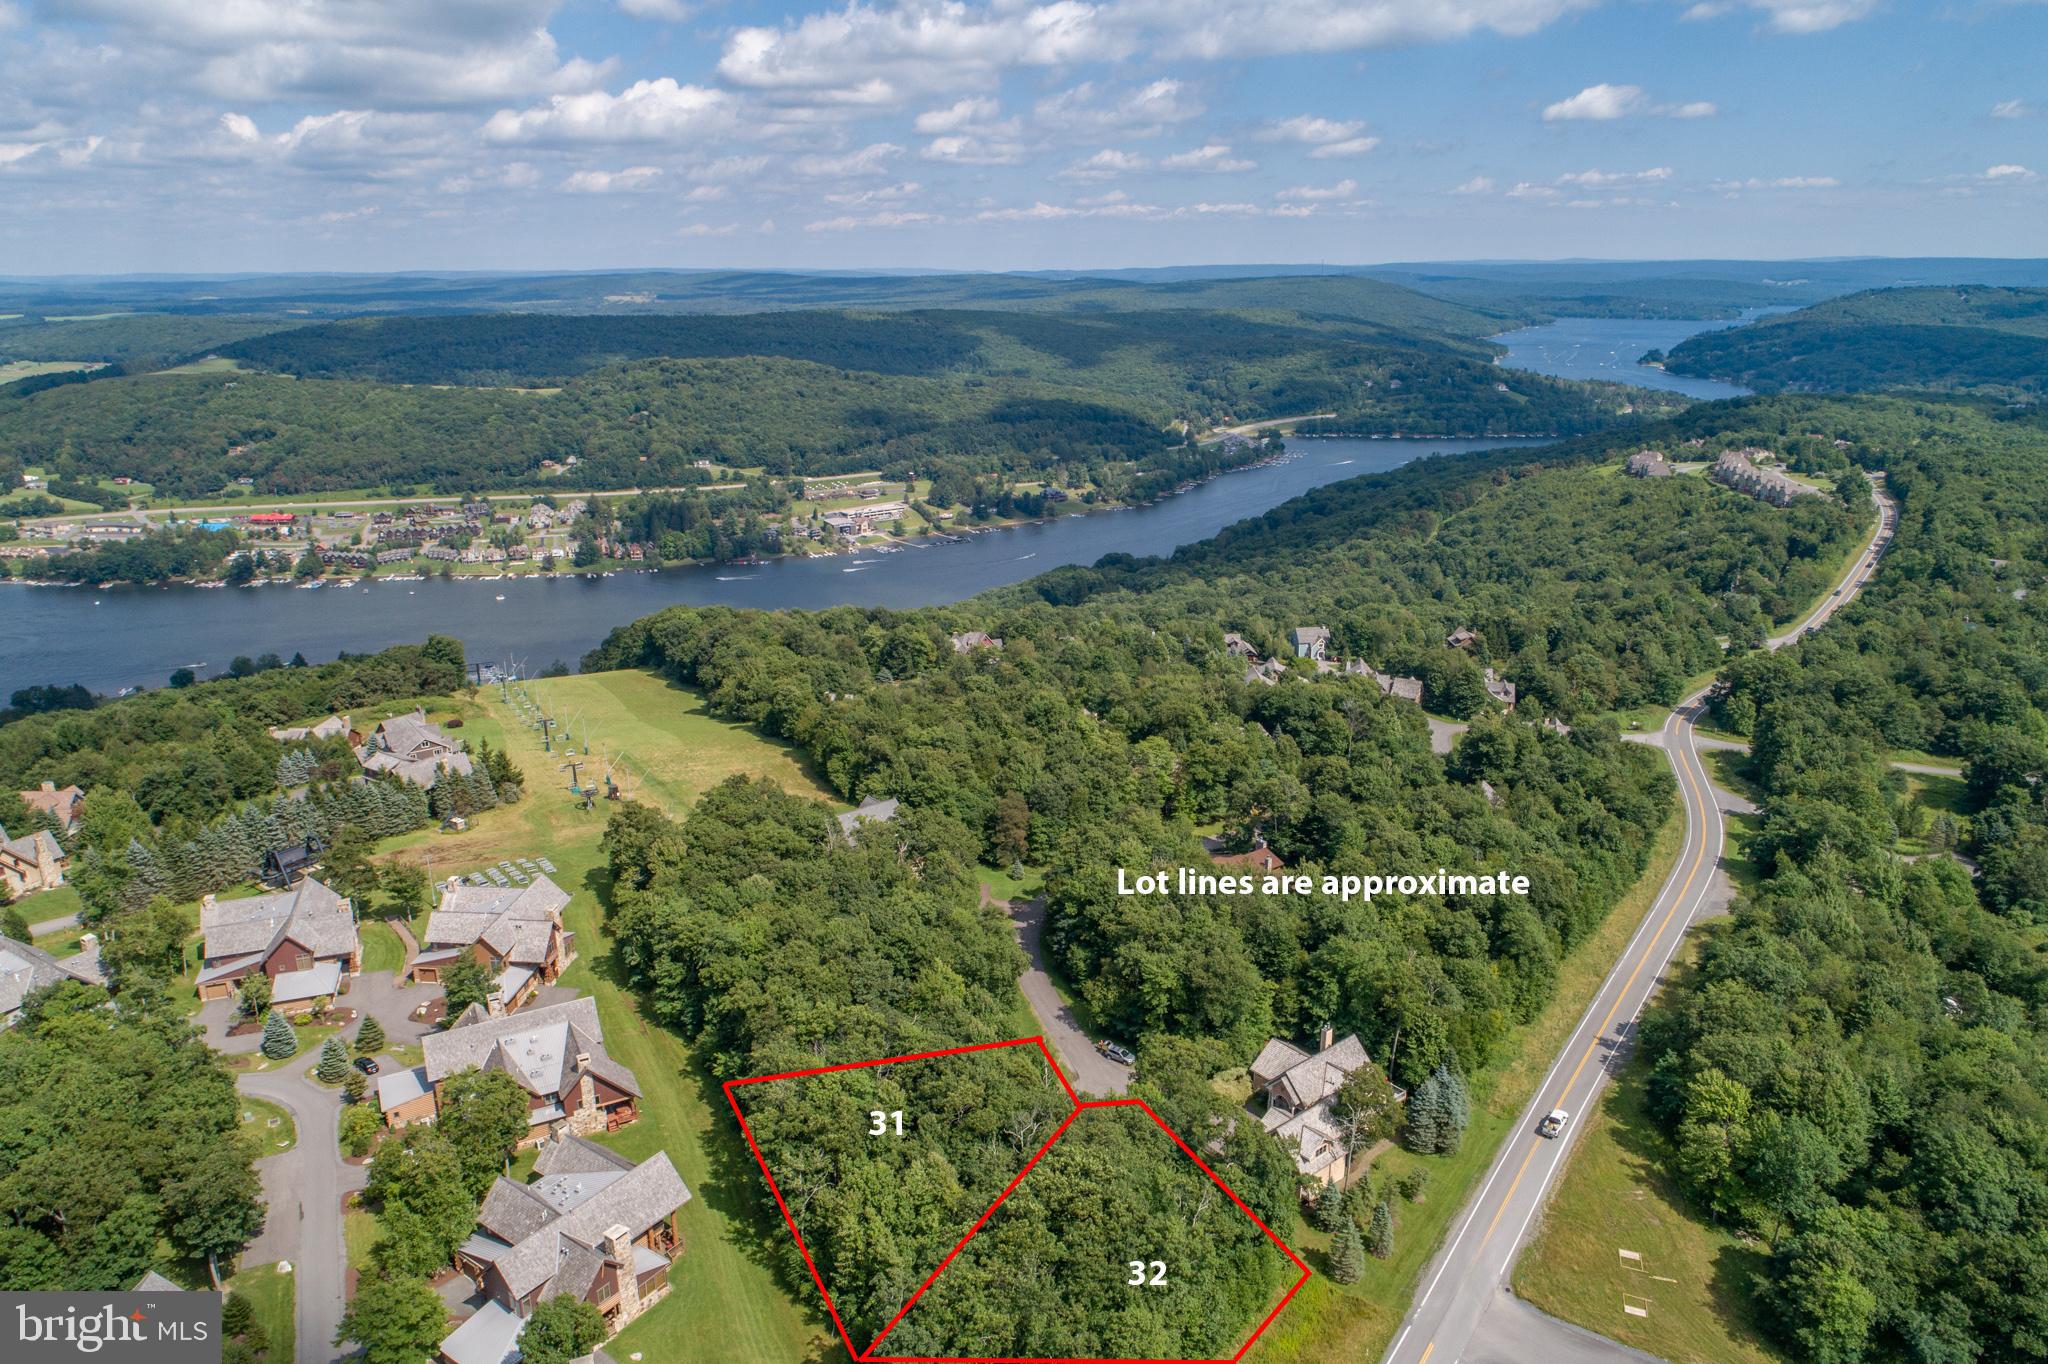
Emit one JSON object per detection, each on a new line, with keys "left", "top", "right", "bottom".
{"left": 1383, "top": 475, "right": 1896, "bottom": 1364}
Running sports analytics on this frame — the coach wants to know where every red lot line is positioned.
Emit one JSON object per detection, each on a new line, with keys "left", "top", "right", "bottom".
{"left": 725, "top": 1037, "right": 1312, "bottom": 1364}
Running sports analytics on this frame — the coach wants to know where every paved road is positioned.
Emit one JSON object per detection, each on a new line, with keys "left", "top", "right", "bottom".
{"left": 1384, "top": 475, "right": 1897, "bottom": 1364}
{"left": 238, "top": 1057, "right": 365, "bottom": 1364}
{"left": 1002, "top": 896, "right": 1131, "bottom": 1096}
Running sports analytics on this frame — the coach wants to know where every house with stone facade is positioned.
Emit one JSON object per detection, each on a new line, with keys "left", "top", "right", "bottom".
{"left": 399, "top": 996, "right": 641, "bottom": 1144}
{"left": 409, "top": 874, "right": 576, "bottom": 1014}
{"left": 0, "top": 827, "right": 68, "bottom": 899}
{"left": 1250, "top": 1026, "right": 1388, "bottom": 1186}
{"left": 194, "top": 878, "right": 360, "bottom": 1011}
{"left": 1710, "top": 449, "right": 1820, "bottom": 507}
{"left": 439, "top": 1133, "right": 689, "bottom": 1364}
{"left": 356, "top": 710, "right": 474, "bottom": 788}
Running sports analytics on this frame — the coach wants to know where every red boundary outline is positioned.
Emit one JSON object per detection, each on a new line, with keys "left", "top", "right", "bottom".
{"left": 722, "top": 1036, "right": 1311, "bottom": 1364}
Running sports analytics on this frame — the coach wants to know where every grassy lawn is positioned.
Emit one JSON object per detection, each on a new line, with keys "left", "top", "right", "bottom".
{"left": 1701, "top": 751, "right": 1765, "bottom": 891}
{"left": 975, "top": 862, "right": 1043, "bottom": 903}
{"left": 0, "top": 359, "right": 100, "bottom": 384}
{"left": 1893, "top": 769, "right": 1969, "bottom": 855}
{"left": 14, "top": 882, "right": 82, "bottom": 930}
{"left": 344, "top": 1209, "right": 378, "bottom": 1276}
{"left": 1248, "top": 810, "right": 1688, "bottom": 1361}
{"left": 358, "top": 919, "right": 407, "bottom": 975}
{"left": 356, "top": 676, "right": 843, "bottom": 1363}
{"left": 238, "top": 1094, "right": 298, "bottom": 1153}
{"left": 223, "top": 1260, "right": 296, "bottom": 1363}
{"left": 1515, "top": 953, "right": 1785, "bottom": 1364}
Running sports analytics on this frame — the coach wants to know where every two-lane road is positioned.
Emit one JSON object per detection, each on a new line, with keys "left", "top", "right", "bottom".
{"left": 1384, "top": 475, "right": 1896, "bottom": 1364}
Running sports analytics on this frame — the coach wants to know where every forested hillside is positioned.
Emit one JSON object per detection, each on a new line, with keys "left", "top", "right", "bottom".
{"left": 0, "top": 306, "right": 1666, "bottom": 498}
{"left": 1662, "top": 286, "right": 2048, "bottom": 397}
{"left": 1633, "top": 397, "right": 2048, "bottom": 1363}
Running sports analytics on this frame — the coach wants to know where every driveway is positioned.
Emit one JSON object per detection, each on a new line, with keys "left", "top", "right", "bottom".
{"left": 1465, "top": 1290, "right": 1665, "bottom": 1364}
{"left": 1001, "top": 895, "right": 1131, "bottom": 1097}
{"left": 237, "top": 1054, "right": 366, "bottom": 1364}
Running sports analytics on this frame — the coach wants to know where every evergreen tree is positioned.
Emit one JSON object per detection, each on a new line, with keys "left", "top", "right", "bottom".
{"left": 356, "top": 1016, "right": 386, "bottom": 1055}
{"left": 342, "top": 1069, "right": 368, "bottom": 1105}
{"left": 260, "top": 1011, "right": 296, "bottom": 1060}
{"left": 1367, "top": 1200, "right": 1394, "bottom": 1259}
{"left": 1328, "top": 1215, "right": 1366, "bottom": 1284}
{"left": 316, "top": 1037, "right": 350, "bottom": 1084}
{"left": 1307, "top": 1179, "right": 1344, "bottom": 1232}
{"left": 441, "top": 955, "right": 495, "bottom": 1017}
{"left": 1404, "top": 1071, "right": 1445, "bottom": 1154}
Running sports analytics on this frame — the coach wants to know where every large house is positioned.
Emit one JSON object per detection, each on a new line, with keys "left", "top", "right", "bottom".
{"left": 1290, "top": 626, "right": 1331, "bottom": 661}
{"left": 389, "top": 996, "right": 641, "bottom": 1143}
{"left": 356, "top": 710, "right": 475, "bottom": 788}
{"left": 19, "top": 781, "right": 85, "bottom": 833}
{"left": 267, "top": 714, "right": 351, "bottom": 743}
{"left": 0, "top": 827, "right": 68, "bottom": 899}
{"left": 438, "top": 1135, "right": 689, "bottom": 1364}
{"left": 836, "top": 796, "right": 899, "bottom": 845}
{"left": 1251, "top": 1027, "right": 1386, "bottom": 1186}
{"left": 1710, "top": 449, "right": 1819, "bottom": 507}
{"left": 195, "top": 879, "right": 361, "bottom": 1012}
{"left": 0, "top": 934, "right": 105, "bottom": 1027}
{"left": 409, "top": 875, "right": 576, "bottom": 1014}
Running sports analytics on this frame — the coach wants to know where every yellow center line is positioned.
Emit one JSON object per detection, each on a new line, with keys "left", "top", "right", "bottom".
{"left": 1418, "top": 1344, "right": 1434, "bottom": 1364}
{"left": 1469, "top": 709, "right": 1711, "bottom": 1255}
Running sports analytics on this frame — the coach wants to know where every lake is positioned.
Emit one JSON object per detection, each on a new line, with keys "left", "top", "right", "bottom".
{"left": 1, "top": 313, "right": 1751, "bottom": 697}
{"left": 1490, "top": 315, "right": 1759, "bottom": 400}
{"left": 3, "top": 435, "right": 1537, "bottom": 696}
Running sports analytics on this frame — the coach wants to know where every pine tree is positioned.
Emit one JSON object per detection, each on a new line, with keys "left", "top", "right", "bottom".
{"left": 342, "top": 1069, "right": 368, "bottom": 1105}
{"left": 1440, "top": 1063, "right": 1470, "bottom": 1152}
{"left": 260, "top": 1011, "right": 297, "bottom": 1060}
{"left": 316, "top": 1037, "right": 350, "bottom": 1084}
{"left": 1308, "top": 1179, "right": 1344, "bottom": 1232}
{"left": 1367, "top": 1200, "right": 1394, "bottom": 1259}
{"left": 1404, "top": 1072, "right": 1445, "bottom": 1154}
{"left": 357, "top": 1016, "right": 385, "bottom": 1055}
{"left": 1328, "top": 1215, "right": 1366, "bottom": 1284}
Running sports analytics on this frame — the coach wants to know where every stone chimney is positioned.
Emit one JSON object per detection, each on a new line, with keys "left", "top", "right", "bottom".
{"left": 1318, "top": 1023, "right": 1335, "bottom": 1053}
{"left": 603, "top": 1223, "right": 641, "bottom": 1323}
{"left": 574, "top": 1053, "right": 597, "bottom": 1132}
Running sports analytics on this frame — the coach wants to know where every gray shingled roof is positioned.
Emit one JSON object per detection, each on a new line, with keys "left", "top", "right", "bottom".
{"left": 200, "top": 879, "right": 357, "bottom": 963}
{"left": 836, "top": 796, "right": 899, "bottom": 842}
{"left": 1, "top": 935, "right": 107, "bottom": 1021}
{"left": 487, "top": 1150, "right": 692, "bottom": 1301}
{"left": 424, "top": 876, "right": 569, "bottom": 962}
{"left": 533, "top": 1133, "right": 635, "bottom": 1179}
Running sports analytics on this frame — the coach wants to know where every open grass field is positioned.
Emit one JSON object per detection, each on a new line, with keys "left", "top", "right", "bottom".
{"left": 238, "top": 1094, "right": 297, "bottom": 1154}
{"left": 357, "top": 919, "right": 406, "bottom": 976}
{"left": 223, "top": 1260, "right": 295, "bottom": 1363}
{"left": 511, "top": 669, "right": 836, "bottom": 817}
{"left": 1514, "top": 946, "right": 1786, "bottom": 1364}
{"left": 1247, "top": 810, "right": 1688, "bottom": 1362}
{"left": 1893, "top": 769, "right": 1968, "bottom": 855}
{"left": 0, "top": 359, "right": 99, "bottom": 384}
{"left": 359, "top": 675, "right": 846, "bottom": 1363}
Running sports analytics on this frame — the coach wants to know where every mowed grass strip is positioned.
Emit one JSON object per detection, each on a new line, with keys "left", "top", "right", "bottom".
{"left": 369, "top": 677, "right": 841, "bottom": 1363}
{"left": 1513, "top": 1035, "right": 1785, "bottom": 1364}
{"left": 1250, "top": 809, "right": 1687, "bottom": 1362}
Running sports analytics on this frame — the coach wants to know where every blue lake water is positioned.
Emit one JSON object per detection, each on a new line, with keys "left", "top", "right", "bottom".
{"left": 2, "top": 312, "right": 1756, "bottom": 696}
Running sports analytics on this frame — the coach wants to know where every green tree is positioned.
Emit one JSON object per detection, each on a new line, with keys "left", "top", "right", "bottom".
{"left": 159, "top": 1142, "right": 264, "bottom": 1289}
{"left": 1330, "top": 1063, "right": 1402, "bottom": 1154}
{"left": 259, "top": 1010, "right": 296, "bottom": 1060}
{"left": 1, "top": 905, "right": 28, "bottom": 939}
{"left": 365, "top": 1127, "right": 475, "bottom": 1271}
{"left": 1366, "top": 1200, "right": 1394, "bottom": 1259}
{"left": 356, "top": 1015, "right": 386, "bottom": 1055}
{"left": 342, "top": 1069, "right": 368, "bottom": 1105}
{"left": 1327, "top": 1214, "right": 1365, "bottom": 1284}
{"left": 221, "top": 1293, "right": 254, "bottom": 1339}
{"left": 517, "top": 1295, "right": 608, "bottom": 1364}
{"left": 334, "top": 1271, "right": 447, "bottom": 1364}
{"left": 339, "top": 1104, "right": 381, "bottom": 1159}
{"left": 1745, "top": 1111, "right": 1843, "bottom": 1247}
{"left": 236, "top": 973, "right": 271, "bottom": 1019}
{"left": 321, "top": 826, "right": 381, "bottom": 905}
{"left": 436, "top": 1068, "right": 531, "bottom": 1198}
{"left": 440, "top": 954, "right": 495, "bottom": 1017}
{"left": 379, "top": 864, "right": 431, "bottom": 922}
{"left": 315, "top": 1037, "right": 350, "bottom": 1085}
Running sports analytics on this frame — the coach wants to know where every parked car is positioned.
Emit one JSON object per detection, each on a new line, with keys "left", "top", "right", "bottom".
{"left": 353, "top": 1056, "right": 381, "bottom": 1075}
{"left": 1537, "top": 1108, "right": 1569, "bottom": 1138}
{"left": 1097, "top": 1040, "right": 1136, "bottom": 1067}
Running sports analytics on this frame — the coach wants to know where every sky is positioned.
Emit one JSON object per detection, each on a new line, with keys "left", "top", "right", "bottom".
{"left": 0, "top": 0, "right": 2043, "bottom": 273}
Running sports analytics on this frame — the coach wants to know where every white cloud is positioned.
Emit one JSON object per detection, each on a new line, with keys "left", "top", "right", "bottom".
{"left": 791, "top": 141, "right": 904, "bottom": 176}
{"left": 1451, "top": 175, "right": 1494, "bottom": 194}
{"left": 439, "top": 160, "right": 541, "bottom": 192}
{"left": 620, "top": 0, "right": 692, "bottom": 19}
{"left": 1259, "top": 114, "right": 1364, "bottom": 145}
{"left": 562, "top": 165, "right": 662, "bottom": 192}
{"left": 1682, "top": 0, "right": 1878, "bottom": 32}
{"left": 721, "top": 1, "right": 1111, "bottom": 105}
{"left": 922, "top": 134, "right": 1028, "bottom": 164}
{"left": 1160, "top": 142, "right": 1254, "bottom": 172}
{"left": 1506, "top": 181, "right": 1560, "bottom": 200}
{"left": 1275, "top": 177, "right": 1356, "bottom": 201}
{"left": 1139, "top": 0, "right": 1599, "bottom": 61}
{"left": 1557, "top": 166, "right": 1672, "bottom": 187}
{"left": 482, "top": 78, "right": 729, "bottom": 145}
{"left": 682, "top": 184, "right": 729, "bottom": 202}
{"left": 822, "top": 180, "right": 922, "bottom": 205}
{"left": 692, "top": 155, "right": 769, "bottom": 182}
{"left": 676, "top": 221, "right": 737, "bottom": 236}
{"left": 915, "top": 96, "right": 1001, "bottom": 133}
{"left": 1310, "top": 136, "right": 1381, "bottom": 159}
{"left": 1991, "top": 100, "right": 2030, "bottom": 120}
{"left": 1985, "top": 163, "right": 2038, "bottom": 182}
{"left": 1542, "top": 83, "right": 1717, "bottom": 121}
{"left": 1712, "top": 175, "right": 1838, "bottom": 190}
{"left": 1058, "top": 147, "right": 1150, "bottom": 180}
{"left": 1035, "top": 78, "right": 1200, "bottom": 137}
{"left": 804, "top": 208, "right": 940, "bottom": 231}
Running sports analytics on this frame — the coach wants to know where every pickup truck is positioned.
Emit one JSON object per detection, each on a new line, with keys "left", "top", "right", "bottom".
{"left": 1537, "top": 1108, "right": 1569, "bottom": 1139}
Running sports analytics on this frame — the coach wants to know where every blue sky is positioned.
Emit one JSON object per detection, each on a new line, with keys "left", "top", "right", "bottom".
{"left": 0, "top": 0, "right": 2042, "bottom": 272}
